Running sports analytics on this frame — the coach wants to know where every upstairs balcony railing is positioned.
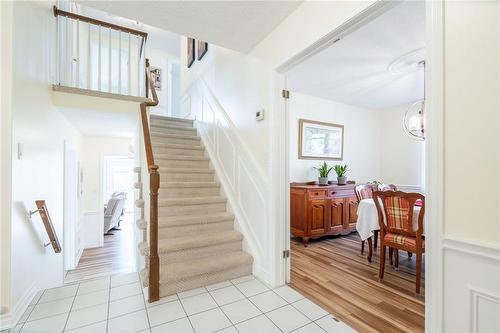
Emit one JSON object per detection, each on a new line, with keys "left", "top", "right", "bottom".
{"left": 54, "top": 6, "right": 147, "bottom": 98}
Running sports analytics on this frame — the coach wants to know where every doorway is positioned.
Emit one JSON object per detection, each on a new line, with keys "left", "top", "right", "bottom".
{"left": 63, "top": 143, "right": 80, "bottom": 274}
{"left": 274, "top": 1, "right": 440, "bottom": 332}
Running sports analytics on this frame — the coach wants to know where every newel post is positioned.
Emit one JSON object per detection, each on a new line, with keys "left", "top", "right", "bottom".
{"left": 148, "top": 164, "right": 160, "bottom": 302}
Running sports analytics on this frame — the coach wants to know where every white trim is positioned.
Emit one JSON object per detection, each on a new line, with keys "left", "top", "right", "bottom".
{"left": 424, "top": 1, "right": 445, "bottom": 332}
{"left": 0, "top": 282, "right": 37, "bottom": 330}
{"left": 443, "top": 237, "right": 500, "bottom": 262}
{"left": 470, "top": 286, "right": 500, "bottom": 333}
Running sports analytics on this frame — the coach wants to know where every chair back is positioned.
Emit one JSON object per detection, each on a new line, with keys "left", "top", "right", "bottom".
{"left": 378, "top": 183, "right": 397, "bottom": 192}
{"left": 355, "top": 184, "right": 375, "bottom": 202}
{"left": 373, "top": 191, "right": 425, "bottom": 238}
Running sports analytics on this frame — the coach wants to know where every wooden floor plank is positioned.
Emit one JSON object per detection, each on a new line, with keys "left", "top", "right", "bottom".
{"left": 290, "top": 234, "right": 425, "bottom": 333}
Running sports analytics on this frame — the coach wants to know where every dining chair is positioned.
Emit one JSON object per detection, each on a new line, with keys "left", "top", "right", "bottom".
{"left": 373, "top": 190, "right": 425, "bottom": 294}
{"left": 355, "top": 184, "right": 379, "bottom": 255}
{"left": 378, "top": 183, "right": 397, "bottom": 191}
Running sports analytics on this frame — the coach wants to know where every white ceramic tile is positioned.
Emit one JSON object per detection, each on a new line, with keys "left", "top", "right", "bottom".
{"left": 65, "top": 303, "right": 108, "bottom": 331}
{"left": 65, "top": 320, "right": 107, "bottom": 333}
{"left": 220, "top": 299, "right": 261, "bottom": 324}
{"left": 109, "top": 294, "right": 145, "bottom": 319}
{"left": 178, "top": 287, "right": 207, "bottom": 299}
{"left": 38, "top": 285, "right": 78, "bottom": 303}
{"left": 72, "top": 289, "right": 109, "bottom": 310}
{"left": 273, "top": 285, "right": 304, "bottom": 303}
{"left": 205, "top": 280, "right": 232, "bottom": 291}
{"left": 29, "top": 291, "right": 43, "bottom": 305}
{"left": 18, "top": 305, "right": 34, "bottom": 323}
{"left": 111, "top": 272, "right": 140, "bottom": 288}
{"left": 315, "top": 315, "right": 357, "bottom": 333}
{"left": 107, "top": 310, "right": 149, "bottom": 333}
{"left": 292, "top": 298, "right": 329, "bottom": 321}
{"left": 77, "top": 278, "right": 110, "bottom": 295}
{"left": 249, "top": 291, "right": 288, "bottom": 313}
{"left": 215, "top": 327, "right": 238, "bottom": 333}
{"left": 20, "top": 313, "right": 68, "bottom": 333}
{"left": 267, "top": 305, "right": 311, "bottom": 332}
{"left": 28, "top": 297, "right": 73, "bottom": 321}
{"left": 110, "top": 282, "right": 142, "bottom": 301}
{"left": 235, "top": 279, "right": 269, "bottom": 297}
{"left": 151, "top": 317, "right": 194, "bottom": 333}
{"left": 147, "top": 300, "right": 186, "bottom": 327}
{"left": 188, "top": 308, "right": 232, "bottom": 333}
{"left": 230, "top": 275, "right": 254, "bottom": 285}
{"left": 235, "top": 315, "right": 281, "bottom": 333}
{"left": 292, "top": 322, "right": 326, "bottom": 333}
{"left": 209, "top": 286, "right": 245, "bottom": 306}
{"left": 180, "top": 293, "right": 217, "bottom": 316}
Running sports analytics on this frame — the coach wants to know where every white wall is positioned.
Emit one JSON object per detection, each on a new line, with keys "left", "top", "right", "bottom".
{"left": 1, "top": 1, "right": 84, "bottom": 328}
{"left": 79, "top": 136, "right": 132, "bottom": 248}
{"left": 378, "top": 103, "right": 425, "bottom": 190}
{"left": 288, "top": 92, "right": 380, "bottom": 184}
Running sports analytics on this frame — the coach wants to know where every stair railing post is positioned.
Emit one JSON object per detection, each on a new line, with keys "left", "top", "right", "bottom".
{"left": 148, "top": 164, "right": 160, "bottom": 302}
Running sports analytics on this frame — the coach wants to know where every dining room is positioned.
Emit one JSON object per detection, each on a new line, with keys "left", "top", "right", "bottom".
{"left": 284, "top": 1, "right": 427, "bottom": 332}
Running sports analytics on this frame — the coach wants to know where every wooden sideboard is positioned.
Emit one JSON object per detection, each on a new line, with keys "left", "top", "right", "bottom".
{"left": 290, "top": 182, "right": 358, "bottom": 246}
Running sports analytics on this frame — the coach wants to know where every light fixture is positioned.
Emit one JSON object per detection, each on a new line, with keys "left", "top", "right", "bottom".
{"left": 403, "top": 60, "right": 425, "bottom": 141}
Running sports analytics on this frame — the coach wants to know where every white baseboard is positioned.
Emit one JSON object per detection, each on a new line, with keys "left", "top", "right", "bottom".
{"left": 0, "top": 282, "right": 38, "bottom": 330}
{"left": 442, "top": 236, "right": 500, "bottom": 333}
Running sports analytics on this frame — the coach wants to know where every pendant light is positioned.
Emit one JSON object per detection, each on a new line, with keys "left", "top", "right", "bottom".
{"left": 403, "top": 60, "right": 425, "bottom": 141}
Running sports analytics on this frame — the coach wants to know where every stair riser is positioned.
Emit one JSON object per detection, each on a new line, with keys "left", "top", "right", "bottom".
{"left": 159, "top": 203, "right": 226, "bottom": 217}
{"left": 158, "top": 221, "right": 233, "bottom": 239}
{"left": 153, "top": 148, "right": 204, "bottom": 157}
{"left": 152, "top": 137, "right": 200, "bottom": 146}
{"left": 157, "top": 160, "right": 209, "bottom": 169}
{"left": 151, "top": 126, "right": 197, "bottom": 136}
{"left": 159, "top": 264, "right": 252, "bottom": 297}
{"left": 160, "top": 242, "right": 242, "bottom": 264}
{"left": 159, "top": 187, "right": 220, "bottom": 198}
{"left": 151, "top": 119, "right": 194, "bottom": 128}
{"left": 163, "top": 173, "right": 215, "bottom": 182}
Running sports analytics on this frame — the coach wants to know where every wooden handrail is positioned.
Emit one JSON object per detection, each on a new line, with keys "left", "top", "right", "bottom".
{"left": 53, "top": 6, "right": 148, "bottom": 39}
{"left": 141, "top": 59, "right": 160, "bottom": 303}
{"left": 32, "top": 200, "right": 62, "bottom": 253}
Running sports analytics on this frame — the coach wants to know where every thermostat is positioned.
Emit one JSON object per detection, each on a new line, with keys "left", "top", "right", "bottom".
{"left": 256, "top": 109, "right": 264, "bottom": 121}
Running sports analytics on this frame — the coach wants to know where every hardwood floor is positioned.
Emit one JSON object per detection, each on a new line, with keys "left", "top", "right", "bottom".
{"left": 65, "top": 213, "right": 137, "bottom": 283}
{"left": 290, "top": 233, "right": 425, "bottom": 333}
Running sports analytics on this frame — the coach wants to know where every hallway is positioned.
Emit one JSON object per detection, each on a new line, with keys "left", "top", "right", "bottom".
{"left": 65, "top": 213, "right": 136, "bottom": 283}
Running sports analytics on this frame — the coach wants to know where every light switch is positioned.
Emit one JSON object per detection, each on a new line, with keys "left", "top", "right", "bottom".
{"left": 17, "top": 143, "right": 23, "bottom": 160}
{"left": 256, "top": 109, "right": 264, "bottom": 121}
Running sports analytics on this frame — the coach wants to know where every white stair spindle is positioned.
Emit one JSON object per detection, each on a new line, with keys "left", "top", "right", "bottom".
{"left": 128, "top": 33, "right": 131, "bottom": 95}
{"left": 87, "top": 22, "right": 91, "bottom": 89}
{"left": 76, "top": 19, "right": 80, "bottom": 88}
{"left": 98, "top": 25, "right": 101, "bottom": 91}
{"left": 108, "top": 27, "right": 112, "bottom": 93}
{"left": 118, "top": 31, "right": 122, "bottom": 94}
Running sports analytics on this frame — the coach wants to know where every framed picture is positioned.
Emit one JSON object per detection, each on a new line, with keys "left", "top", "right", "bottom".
{"left": 298, "top": 119, "right": 344, "bottom": 160}
{"left": 187, "top": 37, "right": 195, "bottom": 68}
{"left": 198, "top": 40, "right": 208, "bottom": 60}
{"left": 151, "top": 67, "right": 161, "bottom": 90}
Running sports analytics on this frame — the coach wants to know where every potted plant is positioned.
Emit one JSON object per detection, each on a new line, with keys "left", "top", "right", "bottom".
{"left": 314, "top": 162, "right": 333, "bottom": 185}
{"left": 334, "top": 164, "right": 348, "bottom": 185}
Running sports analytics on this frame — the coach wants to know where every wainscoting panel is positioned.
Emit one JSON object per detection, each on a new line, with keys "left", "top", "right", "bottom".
{"left": 442, "top": 237, "right": 500, "bottom": 333}
{"left": 183, "top": 80, "right": 271, "bottom": 283}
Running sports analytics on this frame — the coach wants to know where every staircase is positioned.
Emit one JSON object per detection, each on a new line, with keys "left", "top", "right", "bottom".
{"left": 140, "top": 115, "right": 253, "bottom": 297}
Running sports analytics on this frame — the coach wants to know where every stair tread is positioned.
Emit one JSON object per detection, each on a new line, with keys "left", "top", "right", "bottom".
{"left": 160, "top": 181, "right": 219, "bottom": 188}
{"left": 161, "top": 168, "right": 214, "bottom": 174}
{"left": 158, "top": 212, "right": 234, "bottom": 227}
{"left": 159, "top": 196, "right": 226, "bottom": 206}
{"left": 159, "top": 230, "right": 242, "bottom": 253}
{"left": 156, "top": 155, "right": 208, "bottom": 161}
{"left": 152, "top": 143, "right": 203, "bottom": 150}
{"left": 151, "top": 132, "right": 199, "bottom": 140}
{"left": 151, "top": 124, "right": 196, "bottom": 132}
{"left": 151, "top": 115, "right": 193, "bottom": 123}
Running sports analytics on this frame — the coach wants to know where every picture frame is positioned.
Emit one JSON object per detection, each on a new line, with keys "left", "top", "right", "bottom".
{"left": 298, "top": 119, "right": 344, "bottom": 160}
{"left": 187, "top": 37, "right": 195, "bottom": 68}
{"left": 151, "top": 67, "right": 161, "bottom": 90}
{"left": 198, "top": 40, "right": 208, "bottom": 60}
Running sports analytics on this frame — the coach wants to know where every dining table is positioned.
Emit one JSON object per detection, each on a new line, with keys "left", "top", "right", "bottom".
{"left": 356, "top": 198, "right": 423, "bottom": 262}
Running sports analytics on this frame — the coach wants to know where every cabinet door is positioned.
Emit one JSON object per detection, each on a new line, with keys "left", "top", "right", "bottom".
{"left": 308, "top": 199, "right": 328, "bottom": 235}
{"left": 328, "top": 198, "right": 344, "bottom": 232}
{"left": 348, "top": 198, "right": 359, "bottom": 226}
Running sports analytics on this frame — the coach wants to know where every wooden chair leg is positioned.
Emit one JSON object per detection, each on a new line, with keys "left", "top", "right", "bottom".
{"left": 394, "top": 249, "right": 399, "bottom": 269}
{"left": 374, "top": 231, "right": 378, "bottom": 250}
{"left": 379, "top": 245, "right": 386, "bottom": 281}
{"left": 407, "top": 252, "right": 413, "bottom": 259}
{"left": 367, "top": 237, "right": 373, "bottom": 263}
{"left": 389, "top": 248, "right": 393, "bottom": 265}
{"left": 415, "top": 250, "right": 422, "bottom": 295}
{"left": 361, "top": 240, "right": 365, "bottom": 254}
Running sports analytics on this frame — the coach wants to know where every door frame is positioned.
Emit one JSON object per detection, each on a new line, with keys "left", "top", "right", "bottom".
{"left": 63, "top": 141, "right": 79, "bottom": 271}
{"left": 271, "top": 1, "right": 444, "bottom": 332}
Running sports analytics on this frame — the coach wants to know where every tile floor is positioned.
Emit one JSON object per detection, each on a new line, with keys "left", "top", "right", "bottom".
{"left": 2, "top": 273, "right": 356, "bottom": 333}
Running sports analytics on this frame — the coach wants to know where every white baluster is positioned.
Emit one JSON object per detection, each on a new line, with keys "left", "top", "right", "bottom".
{"left": 128, "top": 33, "right": 131, "bottom": 95}
{"left": 98, "top": 25, "right": 101, "bottom": 91}
{"left": 76, "top": 19, "right": 80, "bottom": 88}
{"left": 108, "top": 27, "right": 112, "bottom": 93}
{"left": 87, "top": 22, "right": 91, "bottom": 89}
{"left": 118, "top": 31, "right": 122, "bottom": 94}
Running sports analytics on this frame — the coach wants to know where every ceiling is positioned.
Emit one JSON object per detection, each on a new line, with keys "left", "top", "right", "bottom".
{"left": 287, "top": 1, "right": 425, "bottom": 110}
{"left": 78, "top": 1, "right": 303, "bottom": 53}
